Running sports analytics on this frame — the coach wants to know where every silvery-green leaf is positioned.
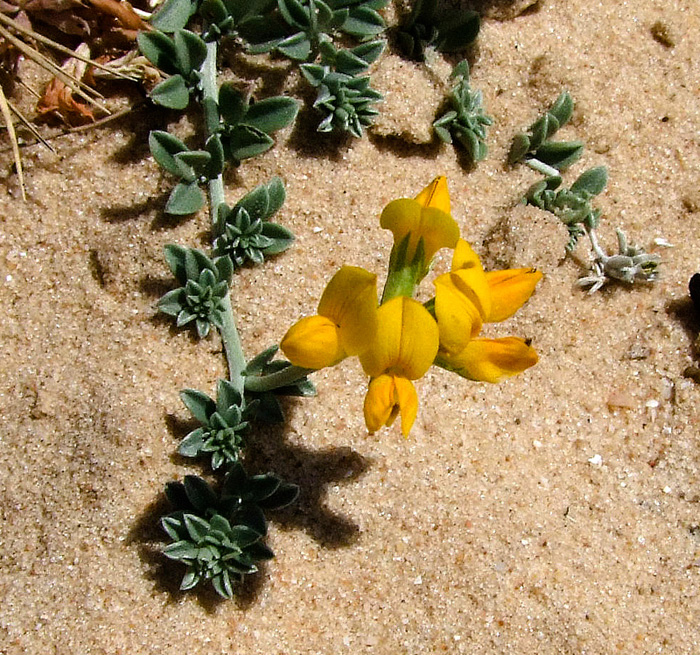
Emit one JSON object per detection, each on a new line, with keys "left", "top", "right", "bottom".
{"left": 180, "top": 388, "right": 215, "bottom": 424}
{"left": 150, "top": 0, "right": 196, "bottom": 31}
{"left": 149, "top": 131, "right": 189, "bottom": 176}
{"left": 172, "top": 29, "right": 207, "bottom": 77}
{"left": 137, "top": 31, "right": 179, "bottom": 74}
{"left": 149, "top": 75, "right": 190, "bottom": 109}
{"left": 261, "top": 222, "right": 294, "bottom": 254}
{"left": 227, "top": 125, "right": 274, "bottom": 162}
{"left": 179, "top": 568, "right": 200, "bottom": 590}
{"left": 163, "top": 540, "right": 200, "bottom": 560}
{"left": 570, "top": 166, "right": 608, "bottom": 197}
{"left": 219, "top": 82, "right": 247, "bottom": 126}
{"left": 341, "top": 6, "right": 385, "bottom": 37}
{"left": 158, "top": 288, "right": 185, "bottom": 316}
{"left": 276, "top": 32, "right": 312, "bottom": 61}
{"left": 178, "top": 428, "right": 207, "bottom": 457}
{"left": 166, "top": 181, "right": 205, "bottom": 215}
{"left": 184, "top": 476, "right": 218, "bottom": 512}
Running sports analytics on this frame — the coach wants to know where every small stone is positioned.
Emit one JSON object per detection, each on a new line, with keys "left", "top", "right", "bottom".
{"left": 682, "top": 191, "right": 700, "bottom": 213}
{"left": 650, "top": 21, "right": 676, "bottom": 48}
{"left": 606, "top": 389, "right": 636, "bottom": 410}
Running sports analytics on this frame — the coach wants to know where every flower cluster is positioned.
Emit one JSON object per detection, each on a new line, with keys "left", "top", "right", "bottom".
{"left": 280, "top": 177, "right": 542, "bottom": 436}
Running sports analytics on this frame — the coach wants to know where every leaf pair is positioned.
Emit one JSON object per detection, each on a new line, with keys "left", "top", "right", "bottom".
{"left": 150, "top": 131, "right": 224, "bottom": 214}
{"left": 244, "top": 345, "right": 316, "bottom": 423}
{"left": 218, "top": 83, "right": 299, "bottom": 164}
{"left": 508, "top": 91, "right": 583, "bottom": 171}
{"left": 138, "top": 29, "right": 208, "bottom": 109}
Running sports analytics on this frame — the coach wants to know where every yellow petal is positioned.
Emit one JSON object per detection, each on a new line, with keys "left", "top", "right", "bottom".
{"left": 363, "top": 374, "right": 419, "bottom": 437}
{"left": 434, "top": 271, "right": 483, "bottom": 355}
{"left": 359, "top": 297, "right": 439, "bottom": 379}
{"left": 414, "top": 176, "right": 451, "bottom": 214}
{"left": 443, "top": 337, "right": 538, "bottom": 383}
{"left": 318, "top": 266, "right": 378, "bottom": 355}
{"left": 451, "top": 238, "right": 482, "bottom": 271}
{"left": 280, "top": 315, "right": 344, "bottom": 369}
{"left": 393, "top": 375, "right": 419, "bottom": 436}
{"left": 448, "top": 240, "right": 492, "bottom": 319}
{"left": 485, "top": 268, "right": 543, "bottom": 322}
{"left": 381, "top": 199, "right": 460, "bottom": 263}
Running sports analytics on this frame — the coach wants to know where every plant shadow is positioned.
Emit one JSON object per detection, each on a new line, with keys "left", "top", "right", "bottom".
{"left": 667, "top": 294, "right": 700, "bottom": 367}
{"left": 244, "top": 408, "right": 372, "bottom": 549}
{"left": 130, "top": 395, "right": 371, "bottom": 609}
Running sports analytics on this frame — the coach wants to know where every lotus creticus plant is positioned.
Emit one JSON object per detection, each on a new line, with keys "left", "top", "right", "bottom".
{"left": 281, "top": 177, "right": 542, "bottom": 437}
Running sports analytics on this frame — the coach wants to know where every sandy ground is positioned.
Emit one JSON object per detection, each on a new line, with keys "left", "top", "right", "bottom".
{"left": 1, "top": 0, "right": 699, "bottom": 653}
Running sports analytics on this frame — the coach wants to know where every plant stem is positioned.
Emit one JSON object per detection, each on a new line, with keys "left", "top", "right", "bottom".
{"left": 586, "top": 225, "right": 608, "bottom": 262}
{"left": 202, "top": 40, "right": 225, "bottom": 217}
{"left": 525, "top": 157, "right": 562, "bottom": 183}
{"left": 200, "top": 36, "right": 247, "bottom": 395}
{"left": 244, "top": 365, "right": 315, "bottom": 394}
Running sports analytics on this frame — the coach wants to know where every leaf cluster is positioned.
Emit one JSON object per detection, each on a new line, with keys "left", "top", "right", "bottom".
{"left": 138, "top": 29, "right": 207, "bottom": 109}
{"left": 213, "top": 178, "right": 294, "bottom": 268}
{"left": 150, "top": 131, "right": 223, "bottom": 214}
{"left": 162, "top": 465, "right": 298, "bottom": 597}
{"left": 397, "top": 0, "right": 480, "bottom": 61}
{"left": 433, "top": 61, "right": 493, "bottom": 163}
{"left": 525, "top": 166, "right": 608, "bottom": 251}
{"left": 148, "top": 92, "right": 297, "bottom": 215}
{"left": 301, "top": 41, "right": 384, "bottom": 137}
{"left": 508, "top": 91, "right": 583, "bottom": 171}
{"left": 158, "top": 245, "right": 234, "bottom": 337}
{"left": 216, "top": 83, "right": 300, "bottom": 165}
{"left": 240, "top": 0, "right": 387, "bottom": 61}
{"left": 178, "top": 379, "right": 256, "bottom": 469}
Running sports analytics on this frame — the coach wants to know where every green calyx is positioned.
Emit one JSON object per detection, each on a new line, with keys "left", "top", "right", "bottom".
{"left": 381, "top": 233, "right": 427, "bottom": 303}
{"left": 158, "top": 245, "right": 234, "bottom": 338}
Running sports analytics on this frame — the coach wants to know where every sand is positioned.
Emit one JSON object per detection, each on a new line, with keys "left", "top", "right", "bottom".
{"left": 1, "top": 0, "right": 699, "bottom": 653}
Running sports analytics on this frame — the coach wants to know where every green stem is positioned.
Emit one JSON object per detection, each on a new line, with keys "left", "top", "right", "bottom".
{"left": 219, "top": 295, "right": 247, "bottom": 395}
{"left": 200, "top": 35, "right": 247, "bottom": 395}
{"left": 525, "top": 157, "right": 562, "bottom": 184}
{"left": 202, "top": 40, "right": 225, "bottom": 219}
{"left": 244, "top": 365, "right": 315, "bottom": 394}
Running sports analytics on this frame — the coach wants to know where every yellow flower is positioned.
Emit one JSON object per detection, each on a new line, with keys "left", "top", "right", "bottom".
{"left": 380, "top": 177, "right": 460, "bottom": 299}
{"left": 281, "top": 266, "right": 378, "bottom": 369}
{"left": 440, "top": 337, "right": 538, "bottom": 383}
{"left": 359, "top": 296, "right": 439, "bottom": 436}
{"left": 434, "top": 239, "right": 542, "bottom": 381}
